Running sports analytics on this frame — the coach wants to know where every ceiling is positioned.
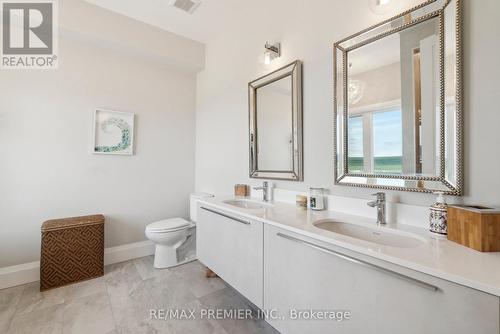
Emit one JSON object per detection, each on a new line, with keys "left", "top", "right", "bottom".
{"left": 84, "top": 0, "right": 431, "bottom": 47}
{"left": 84, "top": 0, "right": 256, "bottom": 43}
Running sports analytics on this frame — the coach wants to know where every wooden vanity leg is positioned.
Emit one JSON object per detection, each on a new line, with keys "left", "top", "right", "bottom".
{"left": 205, "top": 268, "right": 218, "bottom": 278}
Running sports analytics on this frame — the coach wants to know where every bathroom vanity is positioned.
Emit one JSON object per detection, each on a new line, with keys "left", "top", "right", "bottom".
{"left": 196, "top": 197, "right": 500, "bottom": 334}
{"left": 197, "top": 6, "right": 492, "bottom": 331}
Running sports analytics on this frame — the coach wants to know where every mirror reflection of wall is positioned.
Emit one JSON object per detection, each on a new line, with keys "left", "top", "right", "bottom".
{"left": 256, "top": 76, "right": 293, "bottom": 171}
{"left": 347, "top": 17, "right": 440, "bottom": 176}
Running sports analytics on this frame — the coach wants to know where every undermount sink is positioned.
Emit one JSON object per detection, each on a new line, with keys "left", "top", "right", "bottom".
{"left": 313, "top": 219, "right": 425, "bottom": 248}
{"left": 223, "top": 199, "right": 271, "bottom": 210}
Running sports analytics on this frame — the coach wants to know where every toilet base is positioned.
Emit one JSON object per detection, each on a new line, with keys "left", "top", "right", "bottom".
{"left": 152, "top": 231, "right": 197, "bottom": 269}
{"left": 153, "top": 244, "right": 178, "bottom": 268}
{"left": 159, "top": 256, "right": 197, "bottom": 269}
{"left": 153, "top": 247, "right": 197, "bottom": 269}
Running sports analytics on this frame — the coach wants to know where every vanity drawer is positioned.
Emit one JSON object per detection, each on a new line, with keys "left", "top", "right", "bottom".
{"left": 264, "top": 224, "right": 500, "bottom": 334}
{"left": 196, "top": 205, "right": 263, "bottom": 308}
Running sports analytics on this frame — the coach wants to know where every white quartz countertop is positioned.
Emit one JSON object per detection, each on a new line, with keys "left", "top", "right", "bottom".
{"left": 198, "top": 196, "right": 500, "bottom": 297}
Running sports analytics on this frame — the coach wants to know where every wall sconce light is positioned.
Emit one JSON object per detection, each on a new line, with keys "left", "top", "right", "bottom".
{"left": 369, "top": 0, "right": 393, "bottom": 14}
{"left": 264, "top": 42, "right": 281, "bottom": 65}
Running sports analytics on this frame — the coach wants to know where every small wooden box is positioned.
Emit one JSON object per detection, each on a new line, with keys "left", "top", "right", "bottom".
{"left": 448, "top": 205, "right": 500, "bottom": 252}
{"left": 234, "top": 184, "right": 249, "bottom": 197}
{"left": 40, "top": 214, "right": 105, "bottom": 291}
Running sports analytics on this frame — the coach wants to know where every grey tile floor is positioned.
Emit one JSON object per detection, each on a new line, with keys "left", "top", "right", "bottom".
{"left": 0, "top": 257, "right": 279, "bottom": 334}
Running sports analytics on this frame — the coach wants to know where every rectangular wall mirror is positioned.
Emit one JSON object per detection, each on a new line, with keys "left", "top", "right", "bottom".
{"left": 249, "top": 60, "right": 303, "bottom": 181}
{"left": 334, "top": 0, "right": 462, "bottom": 194}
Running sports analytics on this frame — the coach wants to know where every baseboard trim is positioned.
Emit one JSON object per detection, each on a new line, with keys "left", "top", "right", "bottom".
{"left": 0, "top": 240, "right": 155, "bottom": 290}
{"left": 0, "top": 261, "right": 40, "bottom": 291}
{"left": 104, "top": 240, "right": 155, "bottom": 265}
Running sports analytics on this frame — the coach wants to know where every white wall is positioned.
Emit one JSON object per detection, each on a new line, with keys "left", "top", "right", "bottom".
{"left": 0, "top": 1, "right": 203, "bottom": 267}
{"left": 195, "top": 0, "right": 500, "bottom": 208}
{"left": 257, "top": 83, "right": 293, "bottom": 171}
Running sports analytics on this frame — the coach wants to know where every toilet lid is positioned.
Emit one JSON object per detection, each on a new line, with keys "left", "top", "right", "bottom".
{"left": 146, "top": 218, "right": 191, "bottom": 232}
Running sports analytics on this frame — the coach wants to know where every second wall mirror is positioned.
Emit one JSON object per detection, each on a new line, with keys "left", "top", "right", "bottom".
{"left": 249, "top": 60, "right": 303, "bottom": 181}
{"left": 334, "top": 0, "right": 463, "bottom": 194}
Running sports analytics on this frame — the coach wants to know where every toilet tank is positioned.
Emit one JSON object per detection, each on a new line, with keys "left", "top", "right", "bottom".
{"left": 190, "top": 193, "right": 213, "bottom": 222}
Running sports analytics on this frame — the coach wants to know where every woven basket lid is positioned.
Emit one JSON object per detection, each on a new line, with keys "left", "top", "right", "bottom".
{"left": 41, "top": 214, "right": 105, "bottom": 231}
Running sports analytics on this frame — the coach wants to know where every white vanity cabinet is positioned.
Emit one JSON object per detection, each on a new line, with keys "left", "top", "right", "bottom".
{"left": 264, "top": 224, "right": 500, "bottom": 334}
{"left": 196, "top": 205, "right": 263, "bottom": 308}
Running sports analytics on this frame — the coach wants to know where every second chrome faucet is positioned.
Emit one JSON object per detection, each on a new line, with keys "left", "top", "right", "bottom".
{"left": 253, "top": 181, "right": 273, "bottom": 202}
{"left": 367, "top": 192, "right": 386, "bottom": 225}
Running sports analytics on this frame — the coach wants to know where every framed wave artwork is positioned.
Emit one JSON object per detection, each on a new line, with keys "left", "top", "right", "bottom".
{"left": 92, "top": 109, "right": 135, "bottom": 155}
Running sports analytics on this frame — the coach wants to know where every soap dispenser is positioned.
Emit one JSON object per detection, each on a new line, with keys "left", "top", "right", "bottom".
{"left": 429, "top": 192, "right": 448, "bottom": 235}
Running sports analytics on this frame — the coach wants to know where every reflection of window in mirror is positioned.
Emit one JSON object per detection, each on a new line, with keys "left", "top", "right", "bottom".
{"left": 373, "top": 109, "right": 403, "bottom": 174}
{"left": 348, "top": 108, "right": 403, "bottom": 174}
{"left": 348, "top": 116, "right": 364, "bottom": 173}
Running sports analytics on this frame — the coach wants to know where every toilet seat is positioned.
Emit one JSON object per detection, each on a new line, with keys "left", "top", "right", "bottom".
{"left": 146, "top": 218, "right": 191, "bottom": 233}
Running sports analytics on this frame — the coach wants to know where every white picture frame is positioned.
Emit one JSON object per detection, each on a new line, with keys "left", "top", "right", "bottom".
{"left": 92, "top": 109, "right": 135, "bottom": 155}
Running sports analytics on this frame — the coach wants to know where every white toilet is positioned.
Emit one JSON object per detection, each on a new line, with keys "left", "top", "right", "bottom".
{"left": 145, "top": 193, "right": 213, "bottom": 268}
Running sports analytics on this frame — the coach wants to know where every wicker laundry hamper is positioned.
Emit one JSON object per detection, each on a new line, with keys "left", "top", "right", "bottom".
{"left": 40, "top": 214, "right": 105, "bottom": 291}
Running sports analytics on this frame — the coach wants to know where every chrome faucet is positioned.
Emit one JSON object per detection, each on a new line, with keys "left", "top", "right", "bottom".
{"left": 367, "top": 192, "right": 386, "bottom": 225}
{"left": 253, "top": 181, "right": 273, "bottom": 202}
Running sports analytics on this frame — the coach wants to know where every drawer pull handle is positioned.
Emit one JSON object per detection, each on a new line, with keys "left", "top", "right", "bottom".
{"left": 277, "top": 232, "right": 439, "bottom": 292}
{"left": 201, "top": 207, "right": 251, "bottom": 225}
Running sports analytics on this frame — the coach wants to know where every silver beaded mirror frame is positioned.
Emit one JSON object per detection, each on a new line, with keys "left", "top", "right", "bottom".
{"left": 334, "top": 0, "right": 463, "bottom": 195}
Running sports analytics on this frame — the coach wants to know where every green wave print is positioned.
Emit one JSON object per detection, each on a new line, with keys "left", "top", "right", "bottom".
{"left": 95, "top": 117, "right": 131, "bottom": 153}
